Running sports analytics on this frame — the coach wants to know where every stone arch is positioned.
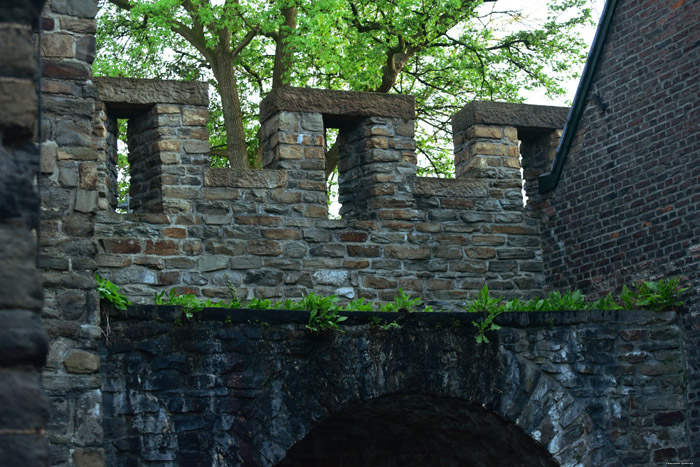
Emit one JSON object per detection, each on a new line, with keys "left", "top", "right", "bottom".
{"left": 275, "top": 393, "right": 559, "bottom": 467}
{"left": 252, "top": 328, "right": 618, "bottom": 467}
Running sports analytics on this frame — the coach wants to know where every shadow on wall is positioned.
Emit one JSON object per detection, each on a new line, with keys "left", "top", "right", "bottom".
{"left": 277, "top": 394, "right": 558, "bottom": 467}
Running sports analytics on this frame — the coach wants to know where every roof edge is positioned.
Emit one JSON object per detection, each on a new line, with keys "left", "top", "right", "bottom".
{"left": 538, "top": 0, "right": 619, "bottom": 193}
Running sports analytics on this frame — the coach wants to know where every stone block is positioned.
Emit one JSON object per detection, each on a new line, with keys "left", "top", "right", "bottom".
{"left": 183, "top": 141, "right": 210, "bottom": 154}
{"left": 278, "top": 144, "right": 303, "bottom": 160}
{"left": 0, "top": 78, "right": 36, "bottom": 138}
{"left": 385, "top": 245, "right": 431, "bottom": 260}
{"left": 312, "top": 270, "right": 348, "bottom": 286}
{"left": 362, "top": 275, "right": 397, "bottom": 289}
{"left": 145, "top": 240, "right": 179, "bottom": 256}
{"left": 301, "top": 113, "right": 323, "bottom": 132}
{"left": 50, "top": 0, "right": 99, "bottom": 18}
{"left": 261, "top": 229, "right": 301, "bottom": 240}
{"left": 248, "top": 240, "right": 283, "bottom": 256}
{"left": 260, "top": 87, "right": 414, "bottom": 123}
{"left": 79, "top": 162, "right": 98, "bottom": 189}
{"left": 75, "top": 189, "right": 98, "bottom": 213}
{"left": 466, "top": 125, "right": 503, "bottom": 139}
{"left": 60, "top": 17, "right": 97, "bottom": 34}
{"left": 72, "top": 448, "right": 105, "bottom": 467}
{"left": 182, "top": 106, "right": 209, "bottom": 126}
{"left": 198, "top": 256, "right": 228, "bottom": 272}
{"left": 41, "top": 33, "right": 74, "bottom": 58}
{"left": 95, "top": 77, "right": 208, "bottom": 107}
{"left": 64, "top": 350, "right": 100, "bottom": 374}
{"left": 0, "top": 25, "right": 36, "bottom": 77}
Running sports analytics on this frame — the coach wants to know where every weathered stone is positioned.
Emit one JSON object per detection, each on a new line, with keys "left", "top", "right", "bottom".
{"left": 64, "top": 350, "right": 100, "bottom": 374}
{"left": 260, "top": 87, "right": 415, "bottom": 123}
{"left": 72, "top": 448, "right": 105, "bottom": 467}
{"left": 95, "top": 77, "right": 208, "bottom": 107}
{"left": 0, "top": 78, "right": 36, "bottom": 138}
{"left": 50, "top": 0, "right": 99, "bottom": 19}
{"left": 453, "top": 101, "right": 568, "bottom": 134}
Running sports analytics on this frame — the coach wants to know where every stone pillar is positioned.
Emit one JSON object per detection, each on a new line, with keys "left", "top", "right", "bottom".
{"left": 452, "top": 101, "right": 568, "bottom": 209}
{"left": 453, "top": 123, "right": 520, "bottom": 180}
{"left": 337, "top": 116, "right": 417, "bottom": 221}
{"left": 94, "top": 77, "right": 211, "bottom": 215}
{"left": 258, "top": 87, "right": 415, "bottom": 221}
{"left": 259, "top": 110, "right": 328, "bottom": 218}
{"left": 39, "top": 0, "right": 105, "bottom": 465}
{"left": 0, "top": 1, "right": 49, "bottom": 466}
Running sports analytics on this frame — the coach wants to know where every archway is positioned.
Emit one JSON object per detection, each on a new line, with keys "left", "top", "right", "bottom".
{"left": 276, "top": 394, "right": 558, "bottom": 467}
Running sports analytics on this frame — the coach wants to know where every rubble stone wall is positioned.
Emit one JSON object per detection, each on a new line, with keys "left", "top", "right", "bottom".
{"left": 93, "top": 86, "right": 568, "bottom": 309}
{"left": 101, "top": 307, "right": 691, "bottom": 466}
{"left": 0, "top": 1, "right": 49, "bottom": 466}
{"left": 39, "top": 0, "right": 104, "bottom": 465}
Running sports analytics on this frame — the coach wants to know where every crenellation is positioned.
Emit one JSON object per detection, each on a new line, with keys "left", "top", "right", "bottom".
{"left": 4, "top": 0, "right": 690, "bottom": 461}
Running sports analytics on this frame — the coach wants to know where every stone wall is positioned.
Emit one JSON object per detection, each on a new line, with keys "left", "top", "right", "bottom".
{"left": 93, "top": 85, "right": 567, "bottom": 308}
{"left": 39, "top": 0, "right": 104, "bottom": 465}
{"left": 0, "top": 1, "right": 49, "bottom": 465}
{"left": 536, "top": 0, "right": 700, "bottom": 457}
{"left": 101, "top": 307, "right": 690, "bottom": 466}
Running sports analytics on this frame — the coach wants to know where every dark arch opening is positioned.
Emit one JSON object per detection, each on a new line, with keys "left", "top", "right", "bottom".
{"left": 276, "top": 394, "right": 558, "bottom": 467}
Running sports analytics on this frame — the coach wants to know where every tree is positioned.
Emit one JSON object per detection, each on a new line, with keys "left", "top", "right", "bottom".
{"left": 96, "top": 0, "right": 593, "bottom": 175}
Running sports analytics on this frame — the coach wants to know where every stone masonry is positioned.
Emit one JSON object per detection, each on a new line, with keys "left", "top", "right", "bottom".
{"left": 92, "top": 85, "right": 568, "bottom": 308}
{"left": 0, "top": 1, "right": 49, "bottom": 466}
{"left": 39, "top": 0, "right": 104, "bottom": 465}
{"left": 100, "top": 306, "right": 690, "bottom": 466}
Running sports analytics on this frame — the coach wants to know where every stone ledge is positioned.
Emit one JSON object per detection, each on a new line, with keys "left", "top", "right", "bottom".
{"left": 94, "top": 77, "right": 208, "bottom": 111}
{"left": 260, "top": 87, "right": 415, "bottom": 124}
{"left": 453, "top": 101, "right": 569, "bottom": 134}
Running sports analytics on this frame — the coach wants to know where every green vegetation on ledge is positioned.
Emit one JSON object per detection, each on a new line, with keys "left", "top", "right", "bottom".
{"left": 96, "top": 276, "right": 688, "bottom": 339}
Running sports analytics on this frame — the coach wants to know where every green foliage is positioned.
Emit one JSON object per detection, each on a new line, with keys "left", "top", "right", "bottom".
{"left": 245, "top": 298, "right": 273, "bottom": 310}
{"left": 342, "top": 298, "right": 374, "bottom": 312}
{"left": 96, "top": 0, "right": 593, "bottom": 176}
{"left": 465, "top": 285, "right": 503, "bottom": 344}
{"left": 467, "top": 277, "right": 689, "bottom": 344}
{"left": 620, "top": 278, "right": 689, "bottom": 311}
{"left": 369, "top": 316, "right": 402, "bottom": 330}
{"left": 154, "top": 289, "right": 204, "bottom": 320}
{"left": 299, "top": 294, "right": 347, "bottom": 333}
{"left": 379, "top": 288, "right": 421, "bottom": 313}
{"left": 96, "top": 274, "right": 131, "bottom": 310}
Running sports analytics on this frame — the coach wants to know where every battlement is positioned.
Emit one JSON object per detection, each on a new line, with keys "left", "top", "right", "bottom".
{"left": 90, "top": 79, "right": 567, "bottom": 307}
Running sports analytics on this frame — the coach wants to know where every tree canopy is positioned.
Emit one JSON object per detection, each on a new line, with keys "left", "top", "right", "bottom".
{"left": 96, "top": 0, "right": 593, "bottom": 176}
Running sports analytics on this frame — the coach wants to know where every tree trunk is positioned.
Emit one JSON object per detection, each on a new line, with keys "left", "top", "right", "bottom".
{"left": 272, "top": 6, "right": 297, "bottom": 89}
{"left": 213, "top": 49, "right": 250, "bottom": 170}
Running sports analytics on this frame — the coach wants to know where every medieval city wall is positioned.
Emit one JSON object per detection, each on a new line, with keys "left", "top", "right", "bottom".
{"left": 91, "top": 83, "right": 567, "bottom": 310}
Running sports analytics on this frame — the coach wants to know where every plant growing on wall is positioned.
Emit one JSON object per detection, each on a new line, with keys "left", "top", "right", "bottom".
{"left": 96, "top": 274, "right": 131, "bottom": 310}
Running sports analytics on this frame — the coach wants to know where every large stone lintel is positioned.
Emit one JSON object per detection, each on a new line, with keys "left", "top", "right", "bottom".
{"left": 94, "top": 77, "right": 208, "bottom": 114}
{"left": 453, "top": 101, "right": 569, "bottom": 134}
{"left": 259, "top": 87, "right": 415, "bottom": 125}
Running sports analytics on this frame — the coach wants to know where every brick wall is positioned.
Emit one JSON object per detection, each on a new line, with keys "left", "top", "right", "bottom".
{"left": 538, "top": 0, "right": 700, "bottom": 457}
{"left": 0, "top": 2, "right": 49, "bottom": 466}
